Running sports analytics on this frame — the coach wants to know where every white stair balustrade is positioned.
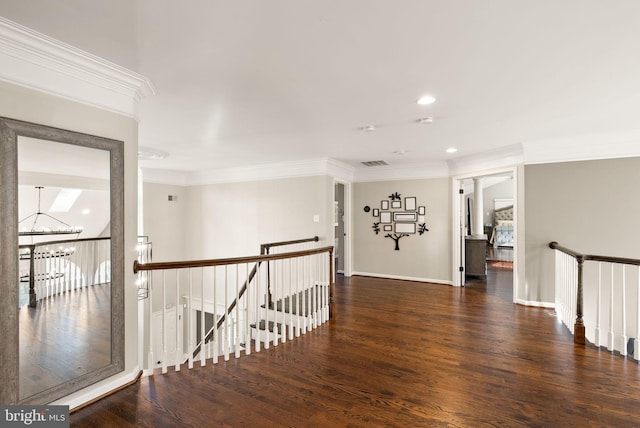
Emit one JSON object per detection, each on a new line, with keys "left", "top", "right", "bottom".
{"left": 136, "top": 237, "right": 334, "bottom": 376}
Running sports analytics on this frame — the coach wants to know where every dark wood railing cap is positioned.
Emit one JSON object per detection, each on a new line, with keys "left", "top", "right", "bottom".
{"left": 134, "top": 245, "right": 333, "bottom": 273}
{"left": 549, "top": 241, "right": 640, "bottom": 266}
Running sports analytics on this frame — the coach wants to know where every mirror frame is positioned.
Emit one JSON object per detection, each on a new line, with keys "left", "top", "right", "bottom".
{"left": 0, "top": 116, "right": 125, "bottom": 405}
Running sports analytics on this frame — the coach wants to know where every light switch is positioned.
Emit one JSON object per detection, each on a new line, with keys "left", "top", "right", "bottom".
{"left": 313, "top": 215, "right": 320, "bottom": 223}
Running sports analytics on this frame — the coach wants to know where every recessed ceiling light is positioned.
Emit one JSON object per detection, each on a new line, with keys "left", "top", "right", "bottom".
{"left": 417, "top": 95, "right": 436, "bottom": 105}
{"left": 446, "top": 147, "right": 458, "bottom": 154}
{"left": 418, "top": 117, "right": 434, "bottom": 124}
{"left": 363, "top": 125, "right": 375, "bottom": 132}
{"left": 393, "top": 150, "right": 408, "bottom": 155}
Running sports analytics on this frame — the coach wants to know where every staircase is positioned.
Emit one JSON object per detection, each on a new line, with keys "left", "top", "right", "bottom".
{"left": 250, "top": 284, "right": 329, "bottom": 345}
{"left": 134, "top": 237, "right": 335, "bottom": 374}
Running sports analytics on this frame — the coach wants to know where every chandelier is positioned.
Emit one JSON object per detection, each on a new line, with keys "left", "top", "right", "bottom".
{"left": 18, "top": 186, "right": 83, "bottom": 236}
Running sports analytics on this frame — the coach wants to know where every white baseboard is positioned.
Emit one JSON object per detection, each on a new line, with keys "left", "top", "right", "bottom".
{"left": 351, "top": 271, "right": 453, "bottom": 286}
{"left": 515, "top": 299, "right": 555, "bottom": 309}
{"left": 51, "top": 366, "right": 141, "bottom": 411}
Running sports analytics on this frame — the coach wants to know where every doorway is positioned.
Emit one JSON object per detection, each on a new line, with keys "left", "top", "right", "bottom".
{"left": 334, "top": 182, "right": 346, "bottom": 274}
{"left": 453, "top": 168, "right": 517, "bottom": 302}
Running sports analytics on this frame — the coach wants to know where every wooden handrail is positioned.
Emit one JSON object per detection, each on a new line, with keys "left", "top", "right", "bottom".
{"left": 260, "top": 236, "right": 319, "bottom": 254}
{"left": 133, "top": 239, "right": 333, "bottom": 363}
{"left": 549, "top": 241, "right": 640, "bottom": 346}
{"left": 549, "top": 241, "right": 640, "bottom": 266}
{"left": 19, "top": 236, "right": 110, "bottom": 249}
{"left": 134, "top": 245, "right": 332, "bottom": 273}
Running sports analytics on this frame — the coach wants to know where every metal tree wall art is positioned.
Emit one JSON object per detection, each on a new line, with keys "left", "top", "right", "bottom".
{"left": 385, "top": 233, "right": 409, "bottom": 250}
{"left": 367, "top": 193, "right": 429, "bottom": 250}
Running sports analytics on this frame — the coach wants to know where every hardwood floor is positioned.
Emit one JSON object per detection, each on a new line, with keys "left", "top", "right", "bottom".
{"left": 72, "top": 275, "right": 640, "bottom": 427}
{"left": 20, "top": 283, "right": 111, "bottom": 400}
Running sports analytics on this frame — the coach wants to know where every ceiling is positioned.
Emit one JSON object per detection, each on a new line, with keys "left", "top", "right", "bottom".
{"left": 2, "top": 1, "right": 640, "bottom": 176}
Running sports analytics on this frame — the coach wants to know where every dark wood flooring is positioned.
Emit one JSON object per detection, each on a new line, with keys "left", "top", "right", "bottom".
{"left": 20, "top": 283, "right": 111, "bottom": 400}
{"left": 71, "top": 273, "right": 640, "bottom": 427}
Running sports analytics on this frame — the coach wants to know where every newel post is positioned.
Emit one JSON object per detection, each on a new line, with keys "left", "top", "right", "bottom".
{"left": 574, "top": 255, "right": 586, "bottom": 345}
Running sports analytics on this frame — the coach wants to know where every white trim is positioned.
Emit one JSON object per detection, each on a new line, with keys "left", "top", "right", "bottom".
{"left": 448, "top": 144, "right": 524, "bottom": 176}
{"left": 142, "top": 158, "right": 355, "bottom": 186}
{"left": 515, "top": 299, "right": 555, "bottom": 309}
{"left": 351, "top": 271, "right": 453, "bottom": 286}
{"left": 140, "top": 168, "right": 190, "bottom": 186}
{"left": 452, "top": 165, "right": 519, "bottom": 300}
{"left": 354, "top": 161, "right": 449, "bottom": 182}
{"left": 333, "top": 178, "right": 353, "bottom": 277}
{"left": 50, "top": 366, "right": 140, "bottom": 411}
{"left": 0, "top": 16, "right": 155, "bottom": 119}
{"left": 523, "top": 131, "right": 640, "bottom": 165}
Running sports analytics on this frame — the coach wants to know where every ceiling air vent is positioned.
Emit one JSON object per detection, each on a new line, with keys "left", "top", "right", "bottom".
{"left": 361, "top": 160, "right": 388, "bottom": 167}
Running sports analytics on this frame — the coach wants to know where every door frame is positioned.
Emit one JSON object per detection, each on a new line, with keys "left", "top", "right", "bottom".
{"left": 452, "top": 166, "right": 519, "bottom": 302}
{"left": 333, "top": 178, "right": 352, "bottom": 277}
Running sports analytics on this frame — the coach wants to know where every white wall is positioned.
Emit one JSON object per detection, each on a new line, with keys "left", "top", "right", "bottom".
{"left": 0, "top": 80, "right": 140, "bottom": 403}
{"left": 353, "top": 178, "right": 452, "bottom": 283}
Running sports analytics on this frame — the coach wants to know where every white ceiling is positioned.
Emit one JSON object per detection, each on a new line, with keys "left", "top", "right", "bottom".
{"left": 2, "top": 1, "right": 640, "bottom": 175}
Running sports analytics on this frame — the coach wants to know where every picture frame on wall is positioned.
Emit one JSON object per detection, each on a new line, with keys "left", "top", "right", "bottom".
{"left": 418, "top": 206, "right": 425, "bottom": 215}
{"left": 381, "top": 200, "right": 389, "bottom": 210}
{"left": 394, "top": 212, "right": 417, "bottom": 222}
{"left": 405, "top": 197, "right": 416, "bottom": 211}
{"left": 391, "top": 200, "right": 401, "bottom": 209}
{"left": 380, "top": 211, "right": 392, "bottom": 224}
{"left": 395, "top": 222, "right": 416, "bottom": 234}
{"left": 373, "top": 208, "right": 379, "bottom": 217}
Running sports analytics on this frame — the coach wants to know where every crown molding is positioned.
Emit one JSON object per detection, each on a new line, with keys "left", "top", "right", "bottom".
{"left": 447, "top": 144, "right": 524, "bottom": 177}
{"left": 353, "top": 161, "right": 450, "bottom": 183}
{"left": 140, "top": 168, "right": 190, "bottom": 186}
{"left": 523, "top": 131, "right": 640, "bottom": 165}
{"left": 142, "top": 158, "right": 356, "bottom": 186}
{"left": 0, "top": 17, "right": 156, "bottom": 119}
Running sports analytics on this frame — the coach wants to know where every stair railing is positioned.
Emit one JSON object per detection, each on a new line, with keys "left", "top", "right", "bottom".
{"left": 549, "top": 241, "right": 640, "bottom": 358}
{"left": 261, "top": 236, "right": 320, "bottom": 309}
{"left": 19, "top": 237, "right": 111, "bottom": 307}
{"left": 134, "top": 238, "right": 334, "bottom": 375}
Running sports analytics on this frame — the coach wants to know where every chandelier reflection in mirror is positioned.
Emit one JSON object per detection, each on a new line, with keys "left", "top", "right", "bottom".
{"left": 18, "top": 186, "right": 83, "bottom": 236}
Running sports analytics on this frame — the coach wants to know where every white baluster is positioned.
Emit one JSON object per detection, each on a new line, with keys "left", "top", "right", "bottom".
{"left": 147, "top": 268, "right": 154, "bottom": 374}
{"left": 595, "top": 262, "right": 602, "bottom": 347}
{"left": 608, "top": 264, "right": 615, "bottom": 352}
{"left": 295, "top": 257, "right": 301, "bottom": 337}
{"left": 244, "top": 263, "right": 251, "bottom": 356}
{"left": 188, "top": 268, "right": 193, "bottom": 369}
{"left": 175, "top": 269, "right": 181, "bottom": 371}
{"left": 235, "top": 264, "right": 241, "bottom": 358}
{"left": 200, "top": 267, "right": 206, "bottom": 367}
{"left": 621, "top": 266, "right": 627, "bottom": 356}
{"left": 287, "top": 258, "right": 293, "bottom": 341}
{"left": 162, "top": 270, "right": 168, "bottom": 374}
{"left": 255, "top": 264, "right": 261, "bottom": 352}
{"left": 635, "top": 265, "right": 640, "bottom": 361}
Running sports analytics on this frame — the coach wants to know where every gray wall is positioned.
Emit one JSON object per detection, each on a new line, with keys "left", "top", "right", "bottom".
{"left": 144, "top": 176, "right": 334, "bottom": 262}
{"left": 524, "top": 157, "right": 640, "bottom": 303}
{"left": 143, "top": 182, "right": 188, "bottom": 263}
{"left": 353, "top": 178, "right": 451, "bottom": 283}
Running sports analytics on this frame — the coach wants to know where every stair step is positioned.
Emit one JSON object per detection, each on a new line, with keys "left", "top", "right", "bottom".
{"left": 251, "top": 320, "right": 283, "bottom": 333}
{"left": 263, "top": 284, "right": 327, "bottom": 316}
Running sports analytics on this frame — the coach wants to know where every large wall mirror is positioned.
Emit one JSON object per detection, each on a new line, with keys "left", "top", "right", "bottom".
{"left": 0, "top": 117, "right": 124, "bottom": 405}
